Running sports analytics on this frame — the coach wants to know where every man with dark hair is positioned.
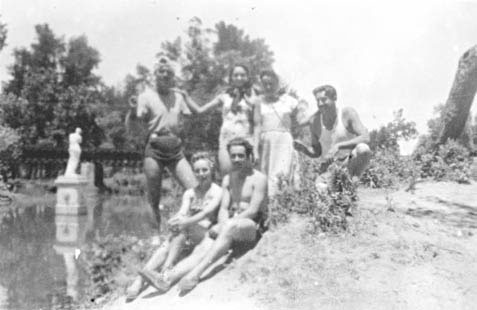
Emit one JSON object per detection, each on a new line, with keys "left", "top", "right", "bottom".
{"left": 294, "top": 85, "right": 371, "bottom": 181}
{"left": 139, "top": 137, "right": 268, "bottom": 293}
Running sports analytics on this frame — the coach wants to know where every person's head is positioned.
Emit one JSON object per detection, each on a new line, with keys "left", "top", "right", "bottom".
{"left": 312, "top": 85, "right": 337, "bottom": 112}
{"left": 226, "top": 137, "right": 254, "bottom": 171}
{"left": 191, "top": 152, "right": 215, "bottom": 185}
{"left": 260, "top": 69, "right": 280, "bottom": 97}
{"left": 154, "top": 57, "right": 175, "bottom": 92}
{"left": 75, "top": 128, "right": 82, "bottom": 134}
{"left": 229, "top": 64, "right": 251, "bottom": 89}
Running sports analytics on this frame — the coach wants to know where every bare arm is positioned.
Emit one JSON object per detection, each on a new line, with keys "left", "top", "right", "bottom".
{"left": 253, "top": 100, "right": 262, "bottom": 160}
{"left": 181, "top": 92, "right": 223, "bottom": 114}
{"left": 235, "top": 174, "right": 267, "bottom": 220}
{"left": 336, "top": 107, "right": 370, "bottom": 150}
{"left": 216, "top": 176, "right": 231, "bottom": 224}
{"left": 176, "top": 189, "right": 193, "bottom": 217}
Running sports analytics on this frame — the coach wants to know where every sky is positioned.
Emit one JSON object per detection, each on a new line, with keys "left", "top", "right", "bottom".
{"left": 1, "top": 0, "right": 477, "bottom": 144}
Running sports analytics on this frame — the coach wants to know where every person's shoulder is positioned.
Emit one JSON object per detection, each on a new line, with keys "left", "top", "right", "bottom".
{"left": 210, "top": 182, "right": 223, "bottom": 194}
{"left": 138, "top": 87, "right": 156, "bottom": 101}
{"left": 252, "top": 169, "right": 268, "bottom": 185}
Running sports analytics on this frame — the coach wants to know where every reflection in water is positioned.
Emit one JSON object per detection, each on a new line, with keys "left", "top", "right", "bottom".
{"left": 0, "top": 189, "right": 159, "bottom": 310}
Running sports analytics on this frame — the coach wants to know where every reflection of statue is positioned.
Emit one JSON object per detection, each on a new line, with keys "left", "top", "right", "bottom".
{"left": 64, "top": 128, "right": 82, "bottom": 176}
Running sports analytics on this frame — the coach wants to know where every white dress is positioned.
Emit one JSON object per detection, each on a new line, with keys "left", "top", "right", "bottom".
{"left": 258, "top": 94, "right": 301, "bottom": 196}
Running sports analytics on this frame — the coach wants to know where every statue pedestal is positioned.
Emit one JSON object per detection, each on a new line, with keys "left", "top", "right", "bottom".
{"left": 55, "top": 175, "right": 88, "bottom": 215}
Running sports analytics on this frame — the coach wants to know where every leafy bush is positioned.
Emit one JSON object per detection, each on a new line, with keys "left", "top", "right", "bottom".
{"left": 80, "top": 235, "right": 154, "bottom": 302}
{"left": 360, "top": 149, "right": 419, "bottom": 188}
{"left": 270, "top": 156, "right": 357, "bottom": 233}
{"left": 413, "top": 139, "right": 472, "bottom": 184}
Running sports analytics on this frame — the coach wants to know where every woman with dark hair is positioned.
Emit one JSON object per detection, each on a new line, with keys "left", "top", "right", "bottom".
{"left": 254, "top": 69, "right": 308, "bottom": 196}
{"left": 183, "top": 64, "right": 259, "bottom": 175}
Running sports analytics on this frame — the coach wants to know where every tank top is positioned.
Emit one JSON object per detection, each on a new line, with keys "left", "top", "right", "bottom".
{"left": 319, "top": 108, "right": 356, "bottom": 159}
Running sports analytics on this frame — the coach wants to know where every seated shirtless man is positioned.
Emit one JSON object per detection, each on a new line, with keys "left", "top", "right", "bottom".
{"left": 139, "top": 137, "right": 268, "bottom": 293}
{"left": 294, "top": 85, "right": 371, "bottom": 184}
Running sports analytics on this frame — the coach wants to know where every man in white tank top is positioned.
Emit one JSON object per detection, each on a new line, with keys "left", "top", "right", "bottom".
{"left": 294, "top": 85, "right": 371, "bottom": 179}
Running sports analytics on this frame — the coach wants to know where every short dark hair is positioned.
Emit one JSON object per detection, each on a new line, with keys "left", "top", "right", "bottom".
{"left": 312, "top": 85, "right": 337, "bottom": 101}
{"left": 259, "top": 69, "right": 279, "bottom": 83}
{"left": 226, "top": 137, "right": 254, "bottom": 159}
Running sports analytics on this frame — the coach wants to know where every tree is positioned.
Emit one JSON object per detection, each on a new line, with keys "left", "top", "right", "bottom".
{"left": 2, "top": 24, "right": 103, "bottom": 148}
{"left": 61, "top": 35, "right": 101, "bottom": 87}
{"left": 156, "top": 18, "right": 275, "bottom": 152}
{"left": 368, "top": 109, "right": 418, "bottom": 152}
{"left": 438, "top": 45, "right": 477, "bottom": 145}
{"left": 0, "top": 15, "right": 7, "bottom": 52}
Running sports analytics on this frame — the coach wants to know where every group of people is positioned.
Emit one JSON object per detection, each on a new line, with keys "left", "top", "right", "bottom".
{"left": 124, "top": 56, "right": 372, "bottom": 299}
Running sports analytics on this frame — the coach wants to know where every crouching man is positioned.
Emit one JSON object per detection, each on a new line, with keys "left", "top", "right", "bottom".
{"left": 294, "top": 85, "right": 372, "bottom": 185}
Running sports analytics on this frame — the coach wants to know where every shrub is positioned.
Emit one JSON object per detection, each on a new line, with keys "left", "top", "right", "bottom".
{"left": 270, "top": 156, "right": 357, "bottom": 233}
{"left": 360, "top": 148, "right": 419, "bottom": 189}
{"left": 413, "top": 139, "right": 472, "bottom": 184}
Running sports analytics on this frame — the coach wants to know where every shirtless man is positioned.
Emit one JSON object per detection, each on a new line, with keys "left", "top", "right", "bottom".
{"left": 126, "top": 57, "right": 197, "bottom": 228}
{"left": 139, "top": 137, "right": 268, "bottom": 293}
{"left": 294, "top": 85, "right": 371, "bottom": 179}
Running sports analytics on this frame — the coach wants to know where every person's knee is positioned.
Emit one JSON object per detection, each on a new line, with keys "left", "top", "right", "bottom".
{"left": 144, "top": 158, "right": 161, "bottom": 178}
{"left": 355, "top": 143, "right": 371, "bottom": 158}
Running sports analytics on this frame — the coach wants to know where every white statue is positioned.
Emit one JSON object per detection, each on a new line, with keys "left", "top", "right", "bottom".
{"left": 64, "top": 128, "right": 82, "bottom": 176}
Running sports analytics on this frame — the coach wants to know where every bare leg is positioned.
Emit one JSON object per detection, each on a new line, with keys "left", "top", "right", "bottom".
{"left": 180, "top": 219, "right": 257, "bottom": 288}
{"left": 162, "top": 233, "right": 187, "bottom": 271}
{"left": 164, "top": 237, "right": 214, "bottom": 284}
{"left": 126, "top": 240, "right": 170, "bottom": 300}
{"left": 143, "top": 157, "right": 164, "bottom": 228}
{"left": 347, "top": 143, "right": 372, "bottom": 178}
{"left": 170, "top": 157, "right": 197, "bottom": 189}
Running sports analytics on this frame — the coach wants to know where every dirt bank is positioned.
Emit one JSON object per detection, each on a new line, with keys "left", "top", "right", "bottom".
{"left": 103, "top": 181, "right": 477, "bottom": 310}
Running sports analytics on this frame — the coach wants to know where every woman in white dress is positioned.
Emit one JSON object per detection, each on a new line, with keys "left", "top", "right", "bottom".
{"left": 254, "top": 70, "right": 308, "bottom": 196}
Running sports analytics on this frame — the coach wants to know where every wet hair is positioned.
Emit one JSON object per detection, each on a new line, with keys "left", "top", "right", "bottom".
{"left": 226, "top": 137, "right": 254, "bottom": 159}
{"left": 191, "top": 151, "right": 215, "bottom": 170}
{"left": 312, "top": 85, "right": 337, "bottom": 101}
{"left": 227, "top": 64, "right": 253, "bottom": 92}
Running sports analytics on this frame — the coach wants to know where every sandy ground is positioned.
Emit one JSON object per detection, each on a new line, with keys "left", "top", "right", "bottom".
{"left": 104, "top": 181, "right": 477, "bottom": 310}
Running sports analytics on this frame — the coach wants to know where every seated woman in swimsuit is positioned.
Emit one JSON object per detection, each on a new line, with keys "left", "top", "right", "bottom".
{"left": 125, "top": 152, "right": 222, "bottom": 301}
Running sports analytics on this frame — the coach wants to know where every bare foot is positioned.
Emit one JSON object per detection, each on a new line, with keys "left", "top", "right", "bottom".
{"left": 125, "top": 277, "right": 146, "bottom": 302}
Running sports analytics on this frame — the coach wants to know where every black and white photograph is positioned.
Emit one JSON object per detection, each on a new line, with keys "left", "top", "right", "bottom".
{"left": 0, "top": 0, "right": 477, "bottom": 309}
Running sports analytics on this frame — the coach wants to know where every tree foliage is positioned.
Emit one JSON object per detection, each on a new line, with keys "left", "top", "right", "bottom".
{"left": 1, "top": 24, "right": 103, "bottom": 148}
{"left": 0, "top": 15, "right": 7, "bottom": 52}
{"left": 160, "top": 18, "right": 275, "bottom": 152}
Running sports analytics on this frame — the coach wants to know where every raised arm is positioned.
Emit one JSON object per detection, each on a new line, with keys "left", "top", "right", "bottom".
{"left": 235, "top": 173, "right": 267, "bottom": 220}
{"left": 180, "top": 91, "right": 223, "bottom": 114}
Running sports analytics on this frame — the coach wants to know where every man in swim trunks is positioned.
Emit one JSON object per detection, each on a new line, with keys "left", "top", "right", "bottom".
{"left": 294, "top": 85, "right": 371, "bottom": 181}
{"left": 139, "top": 137, "right": 268, "bottom": 293}
{"left": 126, "top": 57, "right": 197, "bottom": 228}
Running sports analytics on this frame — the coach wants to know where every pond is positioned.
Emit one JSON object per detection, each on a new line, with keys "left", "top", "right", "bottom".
{"left": 0, "top": 188, "right": 168, "bottom": 310}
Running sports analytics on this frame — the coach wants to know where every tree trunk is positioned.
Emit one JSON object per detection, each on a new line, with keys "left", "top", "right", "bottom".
{"left": 439, "top": 45, "right": 477, "bottom": 144}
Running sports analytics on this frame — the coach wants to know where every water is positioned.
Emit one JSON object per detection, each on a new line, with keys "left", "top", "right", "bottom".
{"left": 0, "top": 190, "right": 163, "bottom": 310}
